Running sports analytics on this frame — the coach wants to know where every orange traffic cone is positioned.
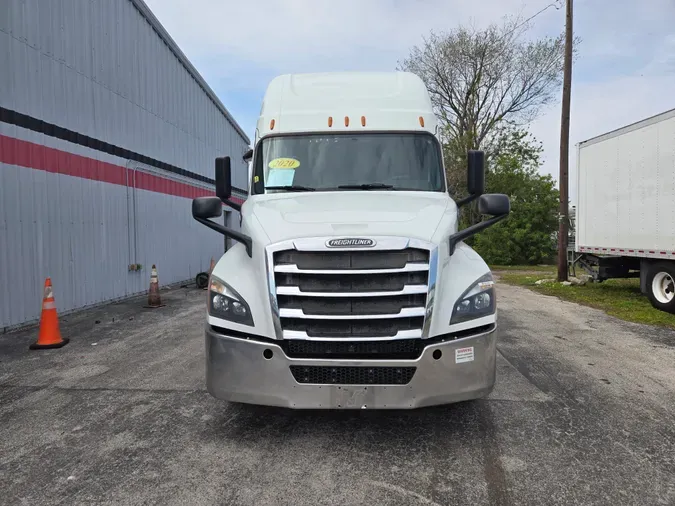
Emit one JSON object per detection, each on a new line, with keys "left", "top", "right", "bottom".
{"left": 144, "top": 264, "right": 165, "bottom": 308}
{"left": 30, "top": 278, "right": 69, "bottom": 350}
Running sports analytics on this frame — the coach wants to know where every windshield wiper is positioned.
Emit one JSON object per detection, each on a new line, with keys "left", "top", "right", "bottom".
{"left": 265, "top": 185, "right": 316, "bottom": 192}
{"left": 337, "top": 183, "right": 394, "bottom": 190}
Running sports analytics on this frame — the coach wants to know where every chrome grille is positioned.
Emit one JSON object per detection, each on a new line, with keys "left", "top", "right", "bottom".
{"left": 268, "top": 238, "right": 434, "bottom": 340}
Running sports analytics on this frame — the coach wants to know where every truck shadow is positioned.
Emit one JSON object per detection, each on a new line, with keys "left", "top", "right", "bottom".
{"left": 211, "top": 399, "right": 488, "bottom": 446}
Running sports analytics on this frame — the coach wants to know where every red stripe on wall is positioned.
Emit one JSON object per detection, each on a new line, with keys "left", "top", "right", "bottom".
{"left": 0, "top": 134, "right": 245, "bottom": 205}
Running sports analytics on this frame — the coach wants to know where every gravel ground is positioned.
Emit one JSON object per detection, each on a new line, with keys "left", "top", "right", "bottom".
{"left": 1, "top": 283, "right": 674, "bottom": 505}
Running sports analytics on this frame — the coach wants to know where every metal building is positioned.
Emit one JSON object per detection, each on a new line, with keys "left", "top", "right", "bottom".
{"left": 0, "top": 0, "right": 250, "bottom": 330}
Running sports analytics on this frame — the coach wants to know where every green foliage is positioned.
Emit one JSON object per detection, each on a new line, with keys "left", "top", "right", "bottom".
{"left": 471, "top": 129, "right": 559, "bottom": 265}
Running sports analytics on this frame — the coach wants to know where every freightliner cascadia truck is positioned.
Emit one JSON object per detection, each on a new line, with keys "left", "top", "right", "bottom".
{"left": 192, "top": 72, "right": 510, "bottom": 409}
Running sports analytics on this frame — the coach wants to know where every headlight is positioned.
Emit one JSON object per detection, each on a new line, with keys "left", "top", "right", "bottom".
{"left": 450, "top": 273, "right": 496, "bottom": 324}
{"left": 208, "top": 275, "right": 254, "bottom": 326}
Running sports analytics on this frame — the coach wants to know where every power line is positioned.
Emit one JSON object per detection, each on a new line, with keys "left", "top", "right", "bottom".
{"left": 502, "top": 1, "right": 564, "bottom": 40}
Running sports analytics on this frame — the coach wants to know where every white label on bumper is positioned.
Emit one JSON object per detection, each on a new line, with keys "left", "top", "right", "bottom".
{"left": 455, "top": 347, "right": 474, "bottom": 364}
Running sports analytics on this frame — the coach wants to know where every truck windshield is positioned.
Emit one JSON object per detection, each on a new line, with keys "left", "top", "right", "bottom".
{"left": 251, "top": 133, "right": 445, "bottom": 194}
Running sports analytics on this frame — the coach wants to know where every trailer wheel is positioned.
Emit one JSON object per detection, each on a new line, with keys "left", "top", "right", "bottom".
{"left": 646, "top": 262, "right": 675, "bottom": 313}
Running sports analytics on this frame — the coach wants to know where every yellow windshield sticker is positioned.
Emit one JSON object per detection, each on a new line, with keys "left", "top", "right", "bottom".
{"left": 254, "top": 175, "right": 260, "bottom": 183}
{"left": 268, "top": 157, "right": 300, "bottom": 169}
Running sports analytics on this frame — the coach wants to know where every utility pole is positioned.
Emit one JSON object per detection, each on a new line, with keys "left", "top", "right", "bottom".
{"left": 557, "top": 0, "right": 573, "bottom": 282}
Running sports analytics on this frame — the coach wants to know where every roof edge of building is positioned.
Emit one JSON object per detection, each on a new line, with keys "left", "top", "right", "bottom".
{"left": 130, "top": 0, "right": 251, "bottom": 146}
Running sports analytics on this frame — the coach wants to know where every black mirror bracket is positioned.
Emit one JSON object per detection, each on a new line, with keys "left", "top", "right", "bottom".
{"left": 448, "top": 213, "right": 508, "bottom": 256}
{"left": 455, "top": 194, "right": 478, "bottom": 208}
{"left": 224, "top": 199, "right": 242, "bottom": 213}
{"left": 194, "top": 217, "right": 253, "bottom": 258}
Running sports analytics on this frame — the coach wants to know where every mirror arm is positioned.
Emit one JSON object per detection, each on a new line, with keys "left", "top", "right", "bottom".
{"left": 455, "top": 194, "right": 478, "bottom": 208}
{"left": 194, "top": 217, "right": 253, "bottom": 258}
{"left": 224, "top": 199, "right": 242, "bottom": 213}
{"left": 448, "top": 213, "right": 508, "bottom": 256}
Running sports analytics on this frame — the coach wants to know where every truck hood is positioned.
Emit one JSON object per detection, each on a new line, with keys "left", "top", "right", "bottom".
{"left": 247, "top": 191, "right": 454, "bottom": 244}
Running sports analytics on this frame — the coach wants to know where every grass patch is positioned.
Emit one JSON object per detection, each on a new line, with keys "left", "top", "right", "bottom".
{"left": 490, "top": 264, "right": 556, "bottom": 273}
{"left": 495, "top": 271, "right": 675, "bottom": 329}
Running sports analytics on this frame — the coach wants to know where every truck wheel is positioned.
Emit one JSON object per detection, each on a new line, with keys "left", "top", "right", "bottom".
{"left": 646, "top": 262, "right": 675, "bottom": 313}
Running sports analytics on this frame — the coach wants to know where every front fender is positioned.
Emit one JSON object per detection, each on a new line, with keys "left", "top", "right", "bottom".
{"left": 207, "top": 242, "right": 277, "bottom": 338}
{"left": 428, "top": 242, "right": 496, "bottom": 336}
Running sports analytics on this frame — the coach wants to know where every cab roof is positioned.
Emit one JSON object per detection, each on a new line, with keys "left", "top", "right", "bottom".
{"left": 255, "top": 71, "right": 438, "bottom": 141}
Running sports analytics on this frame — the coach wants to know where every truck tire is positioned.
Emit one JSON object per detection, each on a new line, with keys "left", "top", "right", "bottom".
{"left": 645, "top": 262, "right": 675, "bottom": 313}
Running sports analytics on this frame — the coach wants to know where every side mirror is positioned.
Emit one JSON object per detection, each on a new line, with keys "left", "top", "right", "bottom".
{"left": 215, "top": 156, "right": 242, "bottom": 212}
{"left": 467, "top": 150, "right": 485, "bottom": 196}
{"left": 215, "top": 156, "right": 232, "bottom": 202}
{"left": 456, "top": 150, "right": 485, "bottom": 208}
{"left": 191, "top": 196, "right": 253, "bottom": 257}
{"left": 192, "top": 197, "right": 222, "bottom": 220}
{"left": 448, "top": 192, "right": 511, "bottom": 255}
{"left": 478, "top": 193, "right": 510, "bottom": 216}
{"left": 243, "top": 149, "right": 253, "bottom": 163}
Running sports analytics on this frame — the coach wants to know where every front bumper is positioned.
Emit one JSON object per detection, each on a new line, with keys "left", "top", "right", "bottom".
{"left": 205, "top": 326, "right": 497, "bottom": 409}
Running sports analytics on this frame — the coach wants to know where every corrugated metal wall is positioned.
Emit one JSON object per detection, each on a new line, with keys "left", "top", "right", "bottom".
{"left": 0, "top": 0, "right": 250, "bottom": 330}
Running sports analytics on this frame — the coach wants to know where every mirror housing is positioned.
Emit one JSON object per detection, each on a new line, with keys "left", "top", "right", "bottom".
{"left": 243, "top": 148, "right": 253, "bottom": 163}
{"left": 478, "top": 193, "right": 510, "bottom": 216}
{"left": 456, "top": 150, "right": 486, "bottom": 208}
{"left": 192, "top": 197, "right": 222, "bottom": 220}
{"left": 449, "top": 192, "right": 511, "bottom": 255}
{"left": 215, "top": 156, "right": 241, "bottom": 212}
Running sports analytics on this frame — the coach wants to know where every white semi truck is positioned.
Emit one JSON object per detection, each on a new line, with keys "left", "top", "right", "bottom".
{"left": 192, "top": 72, "right": 510, "bottom": 409}
{"left": 573, "top": 108, "right": 675, "bottom": 314}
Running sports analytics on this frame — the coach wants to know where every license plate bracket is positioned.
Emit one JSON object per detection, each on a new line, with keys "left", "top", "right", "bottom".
{"left": 331, "top": 385, "right": 375, "bottom": 409}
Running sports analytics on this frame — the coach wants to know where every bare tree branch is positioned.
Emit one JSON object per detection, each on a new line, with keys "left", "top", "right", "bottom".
{"left": 398, "top": 15, "right": 575, "bottom": 199}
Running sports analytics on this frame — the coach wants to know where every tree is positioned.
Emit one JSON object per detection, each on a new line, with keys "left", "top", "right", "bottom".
{"left": 399, "top": 16, "right": 573, "bottom": 199}
{"left": 471, "top": 129, "right": 559, "bottom": 265}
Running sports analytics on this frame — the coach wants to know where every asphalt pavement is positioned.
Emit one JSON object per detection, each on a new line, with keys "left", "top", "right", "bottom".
{"left": 1, "top": 281, "right": 674, "bottom": 506}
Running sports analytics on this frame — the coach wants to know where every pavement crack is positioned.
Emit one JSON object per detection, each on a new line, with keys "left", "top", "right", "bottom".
{"left": 479, "top": 402, "right": 511, "bottom": 506}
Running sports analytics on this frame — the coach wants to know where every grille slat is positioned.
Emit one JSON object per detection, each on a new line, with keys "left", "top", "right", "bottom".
{"left": 276, "top": 285, "right": 428, "bottom": 297}
{"left": 275, "top": 272, "right": 429, "bottom": 293}
{"left": 275, "top": 249, "right": 428, "bottom": 270}
{"left": 290, "top": 366, "right": 417, "bottom": 385}
{"left": 282, "top": 317, "right": 424, "bottom": 338}
{"left": 284, "top": 340, "right": 423, "bottom": 359}
{"left": 278, "top": 294, "right": 427, "bottom": 316}
{"left": 274, "top": 264, "right": 429, "bottom": 274}
{"left": 279, "top": 307, "right": 425, "bottom": 320}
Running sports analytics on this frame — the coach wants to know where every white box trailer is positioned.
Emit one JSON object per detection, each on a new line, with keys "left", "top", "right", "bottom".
{"left": 573, "top": 108, "right": 675, "bottom": 313}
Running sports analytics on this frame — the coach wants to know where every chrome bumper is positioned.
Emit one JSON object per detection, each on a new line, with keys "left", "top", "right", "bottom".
{"left": 205, "top": 326, "right": 497, "bottom": 409}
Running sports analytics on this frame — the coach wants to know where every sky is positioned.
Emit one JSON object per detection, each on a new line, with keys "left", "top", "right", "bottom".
{"left": 145, "top": 0, "right": 675, "bottom": 205}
